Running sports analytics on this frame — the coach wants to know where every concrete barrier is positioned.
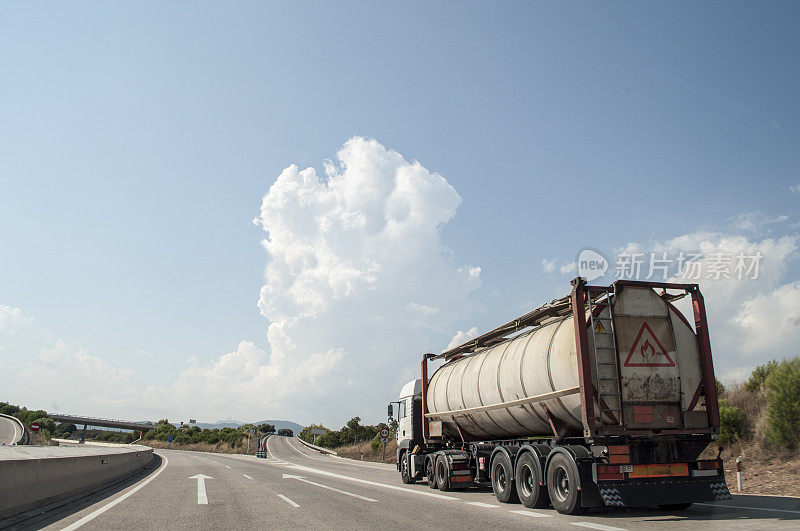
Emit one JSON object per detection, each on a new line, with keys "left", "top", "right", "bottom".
{"left": 0, "top": 413, "right": 27, "bottom": 445}
{"left": 296, "top": 436, "right": 338, "bottom": 455}
{"left": 0, "top": 445, "right": 155, "bottom": 519}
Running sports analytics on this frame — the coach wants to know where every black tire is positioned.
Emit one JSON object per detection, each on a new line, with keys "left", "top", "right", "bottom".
{"left": 515, "top": 452, "right": 549, "bottom": 508}
{"left": 436, "top": 455, "right": 452, "bottom": 491}
{"left": 658, "top": 502, "right": 693, "bottom": 510}
{"left": 491, "top": 452, "right": 519, "bottom": 504}
{"left": 426, "top": 458, "right": 438, "bottom": 489}
{"left": 400, "top": 452, "right": 414, "bottom": 484}
{"left": 546, "top": 453, "right": 583, "bottom": 515}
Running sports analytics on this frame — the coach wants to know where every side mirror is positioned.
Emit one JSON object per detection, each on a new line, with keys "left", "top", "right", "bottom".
{"left": 387, "top": 403, "right": 394, "bottom": 419}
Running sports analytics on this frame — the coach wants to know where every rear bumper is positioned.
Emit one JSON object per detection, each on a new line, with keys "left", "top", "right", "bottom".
{"left": 597, "top": 474, "right": 732, "bottom": 507}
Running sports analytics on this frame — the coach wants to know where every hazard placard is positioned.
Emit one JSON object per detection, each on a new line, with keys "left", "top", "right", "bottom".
{"left": 594, "top": 321, "right": 606, "bottom": 333}
{"left": 623, "top": 322, "right": 675, "bottom": 367}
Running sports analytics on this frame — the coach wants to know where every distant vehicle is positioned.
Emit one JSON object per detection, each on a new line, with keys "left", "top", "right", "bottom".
{"left": 391, "top": 278, "right": 731, "bottom": 514}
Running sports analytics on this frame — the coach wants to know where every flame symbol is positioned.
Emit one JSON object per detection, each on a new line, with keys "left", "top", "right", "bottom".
{"left": 641, "top": 339, "right": 655, "bottom": 360}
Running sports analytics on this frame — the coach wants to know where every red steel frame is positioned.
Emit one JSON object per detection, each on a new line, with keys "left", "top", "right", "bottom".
{"left": 421, "top": 278, "right": 721, "bottom": 443}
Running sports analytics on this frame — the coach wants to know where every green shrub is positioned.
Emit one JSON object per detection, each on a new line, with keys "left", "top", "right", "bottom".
{"left": 746, "top": 360, "right": 778, "bottom": 392}
{"left": 764, "top": 357, "right": 800, "bottom": 448}
{"left": 717, "top": 399, "right": 744, "bottom": 446}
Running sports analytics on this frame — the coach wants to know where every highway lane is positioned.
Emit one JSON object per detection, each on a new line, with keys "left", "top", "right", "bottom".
{"left": 39, "top": 436, "right": 800, "bottom": 530}
{"left": 0, "top": 414, "right": 22, "bottom": 445}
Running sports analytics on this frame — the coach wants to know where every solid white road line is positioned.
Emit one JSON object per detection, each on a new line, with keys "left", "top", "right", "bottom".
{"left": 571, "top": 523, "right": 627, "bottom": 531}
{"left": 278, "top": 494, "right": 300, "bottom": 508}
{"left": 243, "top": 474, "right": 252, "bottom": 479}
{"left": 467, "top": 502, "right": 499, "bottom": 508}
{"left": 265, "top": 437, "right": 458, "bottom": 502}
{"left": 697, "top": 502, "right": 800, "bottom": 515}
{"left": 285, "top": 438, "right": 391, "bottom": 471}
{"left": 60, "top": 453, "right": 169, "bottom": 531}
{"left": 509, "top": 509, "right": 552, "bottom": 518}
{"left": 283, "top": 474, "right": 377, "bottom": 502}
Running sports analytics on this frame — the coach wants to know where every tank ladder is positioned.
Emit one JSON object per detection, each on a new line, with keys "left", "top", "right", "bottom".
{"left": 586, "top": 286, "right": 624, "bottom": 426}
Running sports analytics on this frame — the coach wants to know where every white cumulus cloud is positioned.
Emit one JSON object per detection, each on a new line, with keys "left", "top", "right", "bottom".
{"left": 146, "top": 137, "right": 482, "bottom": 425}
{"left": 444, "top": 327, "right": 480, "bottom": 352}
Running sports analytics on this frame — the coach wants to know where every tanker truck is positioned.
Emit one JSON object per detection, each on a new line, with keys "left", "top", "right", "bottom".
{"left": 390, "top": 278, "right": 731, "bottom": 514}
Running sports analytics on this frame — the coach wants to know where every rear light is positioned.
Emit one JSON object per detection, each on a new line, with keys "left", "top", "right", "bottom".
{"left": 628, "top": 463, "right": 689, "bottom": 478}
{"left": 608, "top": 445, "right": 630, "bottom": 464}
{"left": 479, "top": 457, "right": 486, "bottom": 471}
{"left": 597, "top": 465, "right": 624, "bottom": 481}
{"left": 698, "top": 460, "right": 720, "bottom": 470}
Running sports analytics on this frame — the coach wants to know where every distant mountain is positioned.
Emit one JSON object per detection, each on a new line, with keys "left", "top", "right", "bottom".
{"left": 193, "top": 419, "right": 304, "bottom": 433}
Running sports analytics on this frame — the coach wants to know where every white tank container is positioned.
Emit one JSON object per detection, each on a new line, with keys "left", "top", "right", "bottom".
{"left": 426, "top": 287, "right": 703, "bottom": 440}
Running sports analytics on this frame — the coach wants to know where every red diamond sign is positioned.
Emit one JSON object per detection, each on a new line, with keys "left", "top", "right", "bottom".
{"left": 623, "top": 322, "right": 675, "bottom": 367}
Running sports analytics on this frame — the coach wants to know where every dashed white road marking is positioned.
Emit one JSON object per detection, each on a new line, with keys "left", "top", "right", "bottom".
{"left": 60, "top": 453, "right": 169, "bottom": 530}
{"left": 571, "top": 523, "right": 627, "bottom": 531}
{"left": 510, "top": 509, "right": 552, "bottom": 518}
{"left": 283, "top": 473, "right": 377, "bottom": 502}
{"left": 278, "top": 494, "right": 300, "bottom": 508}
{"left": 697, "top": 502, "right": 800, "bottom": 515}
{"left": 467, "top": 501, "right": 500, "bottom": 508}
{"left": 243, "top": 474, "right": 252, "bottom": 479}
{"left": 224, "top": 465, "right": 231, "bottom": 468}
{"left": 265, "top": 436, "right": 459, "bottom": 502}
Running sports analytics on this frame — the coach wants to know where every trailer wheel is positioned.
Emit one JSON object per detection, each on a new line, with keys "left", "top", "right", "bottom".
{"left": 426, "top": 458, "right": 438, "bottom": 489}
{"left": 546, "top": 453, "right": 582, "bottom": 515}
{"left": 490, "top": 452, "right": 519, "bottom": 503}
{"left": 515, "top": 452, "right": 548, "bottom": 508}
{"left": 400, "top": 452, "right": 414, "bottom": 484}
{"left": 436, "top": 455, "right": 451, "bottom": 491}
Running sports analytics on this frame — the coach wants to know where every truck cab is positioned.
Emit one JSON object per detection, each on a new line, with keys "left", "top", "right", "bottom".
{"left": 392, "top": 379, "right": 424, "bottom": 483}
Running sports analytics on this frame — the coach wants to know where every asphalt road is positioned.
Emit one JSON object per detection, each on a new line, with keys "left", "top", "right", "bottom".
{"left": 0, "top": 415, "right": 22, "bottom": 446}
{"left": 32, "top": 436, "right": 800, "bottom": 530}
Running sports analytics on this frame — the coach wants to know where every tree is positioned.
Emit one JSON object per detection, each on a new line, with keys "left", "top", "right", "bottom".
{"left": 764, "top": 357, "right": 800, "bottom": 448}
{"left": 277, "top": 428, "right": 294, "bottom": 437}
{"left": 256, "top": 423, "right": 275, "bottom": 434}
{"left": 717, "top": 400, "right": 744, "bottom": 446}
{"left": 746, "top": 360, "right": 778, "bottom": 392}
{"left": 299, "top": 424, "right": 329, "bottom": 443}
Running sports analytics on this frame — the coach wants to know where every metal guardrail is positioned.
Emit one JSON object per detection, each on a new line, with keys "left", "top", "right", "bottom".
{"left": 296, "top": 436, "right": 338, "bottom": 455}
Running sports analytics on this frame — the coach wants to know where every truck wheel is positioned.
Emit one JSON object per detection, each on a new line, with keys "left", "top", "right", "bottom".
{"left": 515, "top": 452, "right": 549, "bottom": 508}
{"left": 436, "top": 455, "right": 451, "bottom": 491}
{"left": 546, "top": 453, "right": 583, "bottom": 515}
{"left": 400, "top": 452, "right": 414, "bottom": 484}
{"left": 491, "top": 452, "right": 519, "bottom": 503}
{"left": 426, "top": 458, "right": 438, "bottom": 489}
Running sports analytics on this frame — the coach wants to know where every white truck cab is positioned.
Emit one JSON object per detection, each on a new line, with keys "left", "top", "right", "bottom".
{"left": 391, "top": 379, "right": 424, "bottom": 483}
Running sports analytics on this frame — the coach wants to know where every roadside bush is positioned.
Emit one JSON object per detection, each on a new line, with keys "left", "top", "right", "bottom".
{"left": 764, "top": 357, "right": 800, "bottom": 448}
{"left": 746, "top": 360, "right": 778, "bottom": 392}
{"left": 717, "top": 399, "right": 744, "bottom": 446}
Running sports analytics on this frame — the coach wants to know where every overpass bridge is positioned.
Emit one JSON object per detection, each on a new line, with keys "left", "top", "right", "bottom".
{"left": 49, "top": 414, "right": 153, "bottom": 440}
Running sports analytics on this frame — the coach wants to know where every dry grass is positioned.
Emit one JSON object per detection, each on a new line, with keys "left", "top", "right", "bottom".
{"left": 699, "top": 383, "right": 800, "bottom": 497}
{"left": 144, "top": 439, "right": 256, "bottom": 455}
{"left": 332, "top": 440, "right": 398, "bottom": 464}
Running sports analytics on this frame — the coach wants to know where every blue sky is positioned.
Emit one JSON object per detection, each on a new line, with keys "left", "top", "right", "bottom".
{"left": 1, "top": 3, "right": 798, "bottom": 426}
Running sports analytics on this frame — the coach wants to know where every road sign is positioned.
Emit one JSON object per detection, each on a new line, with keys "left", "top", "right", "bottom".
{"left": 379, "top": 427, "right": 390, "bottom": 442}
{"left": 623, "top": 322, "right": 675, "bottom": 367}
{"left": 167, "top": 435, "right": 174, "bottom": 443}
{"left": 189, "top": 419, "right": 197, "bottom": 424}
{"left": 309, "top": 428, "right": 326, "bottom": 436}
{"left": 29, "top": 422, "right": 40, "bottom": 432}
